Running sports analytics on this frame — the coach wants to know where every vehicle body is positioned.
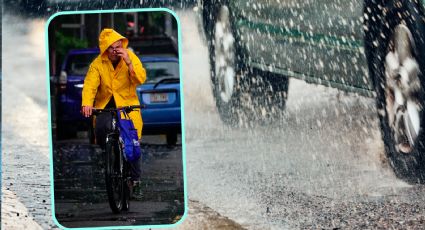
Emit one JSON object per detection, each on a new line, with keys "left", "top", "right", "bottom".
{"left": 199, "top": 0, "right": 425, "bottom": 182}
{"left": 199, "top": 0, "right": 372, "bottom": 96}
{"left": 55, "top": 48, "right": 181, "bottom": 144}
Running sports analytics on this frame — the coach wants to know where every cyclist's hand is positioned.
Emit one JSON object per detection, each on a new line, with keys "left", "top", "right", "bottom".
{"left": 81, "top": 106, "right": 93, "bottom": 117}
{"left": 116, "top": 48, "right": 131, "bottom": 65}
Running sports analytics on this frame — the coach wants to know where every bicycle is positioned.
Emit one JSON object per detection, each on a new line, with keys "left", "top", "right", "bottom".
{"left": 92, "top": 105, "right": 143, "bottom": 213}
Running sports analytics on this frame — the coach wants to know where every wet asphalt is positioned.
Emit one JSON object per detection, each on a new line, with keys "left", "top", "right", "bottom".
{"left": 3, "top": 8, "right": 425, "bottom": 230}
{"left": 53, "top": 138, "right": 184, "bottom": 228}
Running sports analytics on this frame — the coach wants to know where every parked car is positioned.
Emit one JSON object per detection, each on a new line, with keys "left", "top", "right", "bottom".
{"left": 198, "top": 0, "right": 425, "bottom": 182}
{"left": 55, "top": 48, "right": 98, "bottom": 139}
{"left": 55, "top": 48, "right": 181, "bottom": 145}
{"left": 136, "top": 56, "right": 181, "bottom": 145}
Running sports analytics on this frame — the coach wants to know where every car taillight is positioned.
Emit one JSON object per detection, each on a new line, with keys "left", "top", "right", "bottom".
{"left": 59, "top": 71, "right": 67, "bottom": 92}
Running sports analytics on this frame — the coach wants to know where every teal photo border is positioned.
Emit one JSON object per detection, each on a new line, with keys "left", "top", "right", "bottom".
{"left": 45, "top": 8, "right": 187, "bottom": 230}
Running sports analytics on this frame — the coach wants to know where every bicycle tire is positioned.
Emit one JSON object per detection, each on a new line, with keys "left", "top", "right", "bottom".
{"left": 122, "top": 161, "right": 131, "bottom": 211}
{"left": 105, "top": 139, "right": 124, "bottom": 213}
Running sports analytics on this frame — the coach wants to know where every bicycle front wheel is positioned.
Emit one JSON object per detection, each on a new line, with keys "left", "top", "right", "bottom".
{"left": 105, "top": 140, "right": 124, "bottom": 213}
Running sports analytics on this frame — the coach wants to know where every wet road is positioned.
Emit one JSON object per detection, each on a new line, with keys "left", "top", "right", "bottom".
{"left": 2, "top": 15, "right": 53, "bottom": 229}
{"left": 2, "top": 9, "right": 425, "bottom": 229}
{"left": 53, "top": 140, "right": 184, "bottom": 228}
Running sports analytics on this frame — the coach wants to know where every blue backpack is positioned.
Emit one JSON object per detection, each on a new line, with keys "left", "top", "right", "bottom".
{"left": 117, "top": 109, "right": 141, "bottom": 162}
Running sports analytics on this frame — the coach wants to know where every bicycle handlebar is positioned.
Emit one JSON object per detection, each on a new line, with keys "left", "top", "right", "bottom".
{"left": 92, "top": 105, "right": 145, "bottom": 115}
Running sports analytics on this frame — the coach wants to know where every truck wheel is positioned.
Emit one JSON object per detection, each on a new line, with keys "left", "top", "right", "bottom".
{"left": 209, "top": 4, "right": 289, "bottom": 127}
{"left": 368, "top": 0, "right": 425, "bottom": 183}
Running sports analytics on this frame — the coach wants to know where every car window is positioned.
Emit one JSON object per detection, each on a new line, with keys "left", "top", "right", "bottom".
{"left": 65, "top": 53, "right": 98, "bottom": 75}
{"left": 144, "top": 61, "right": 179, "bottom": 83}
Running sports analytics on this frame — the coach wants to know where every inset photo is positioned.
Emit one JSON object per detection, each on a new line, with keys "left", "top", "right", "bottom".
{"left": 47, "top": 9, "right": 186, "bottom": 229}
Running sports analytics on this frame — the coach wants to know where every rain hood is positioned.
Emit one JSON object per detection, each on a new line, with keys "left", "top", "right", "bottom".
{"left": 98, "top": 28, "right": 129, "bottom": 56}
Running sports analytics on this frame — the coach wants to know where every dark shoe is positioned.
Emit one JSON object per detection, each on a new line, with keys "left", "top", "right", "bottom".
{"left": 132, "top": 181, "right": 144, "bottom": 200}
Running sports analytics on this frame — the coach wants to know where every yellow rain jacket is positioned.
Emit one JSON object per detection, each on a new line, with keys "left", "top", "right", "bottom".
{"left": 82, "top": 28, "right": 146, "bottom": 138}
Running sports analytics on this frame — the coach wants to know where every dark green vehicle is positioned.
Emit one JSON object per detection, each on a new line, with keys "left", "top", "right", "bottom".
{"left": 199, "top": 0, "right": 425, "bottom": 182}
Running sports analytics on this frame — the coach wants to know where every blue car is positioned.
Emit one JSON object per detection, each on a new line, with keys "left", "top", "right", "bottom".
{"left": 55, "top": 48, "right": 181, "bottom": 145}
{"left": 56, "top": 48, "right": 98, "bottom": 139}
{"left": 136, "top": 56, "right": 181, "bottom": 145}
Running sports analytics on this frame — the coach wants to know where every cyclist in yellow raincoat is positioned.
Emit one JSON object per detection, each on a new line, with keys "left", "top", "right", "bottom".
{"left": 81, "top": 28, "right": 146, "bottom": 181}
{"left": 82, "top": 28, "right": 146, "bottom": 137}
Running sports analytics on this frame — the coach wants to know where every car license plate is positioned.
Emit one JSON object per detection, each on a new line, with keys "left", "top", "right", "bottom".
{"left": 150, "top": 93, "right": 168, "bottom": 103}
